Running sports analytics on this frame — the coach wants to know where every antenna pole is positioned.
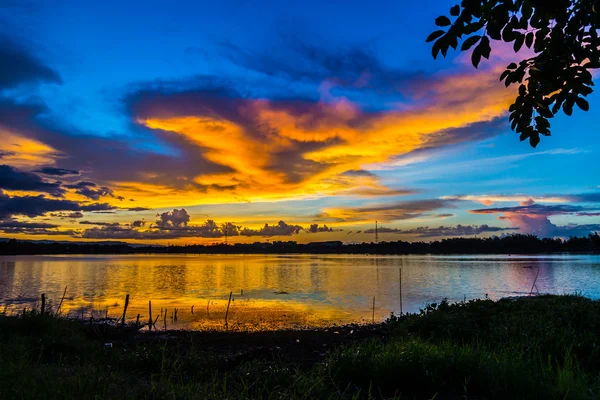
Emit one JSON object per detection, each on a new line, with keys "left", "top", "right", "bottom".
{"left": 375, "top": 221, "right": 379, "bottom": 244}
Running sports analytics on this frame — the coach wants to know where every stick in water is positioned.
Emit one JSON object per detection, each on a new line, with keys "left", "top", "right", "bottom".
{"left": 399, "top": 268, "right": 403, "bottom": 315}
{"left": 40, "top": 293, "right": 46, "bottom": 317}
{"left": 148, "top": 301, "right": 152, "bottom": 332}
{"left": 225, "top": 291, "right": 233, "bottom": 331}
{"left": 372, "top": 296, "right": 375, "bottom": 323}
{"left": 55, "top": 286, "right": 67, "bottom": 316}
{"left": 529, "top": 268, "right": 540, "bottom": 296}
{"left": 121, "top": 294, "right": 130, "bottom": 327}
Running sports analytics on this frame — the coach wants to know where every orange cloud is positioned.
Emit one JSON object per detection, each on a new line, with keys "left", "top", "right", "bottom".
{"left": 131, "top": 65, "right": 515, "bottom": 208}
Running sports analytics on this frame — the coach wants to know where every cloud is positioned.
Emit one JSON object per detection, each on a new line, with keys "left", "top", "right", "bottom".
{"left": 0, "top": 219, "right": 77, "bottom": 236}
{"left": 317, "top": 199, "right": 454, "bottom": 223}
{"left": 49, "top": 211, "right": 84, "bottom": 219}
{"left": 0, "top": 34, "right": 518, "bottom": 212}
{"left": 34, "top": 167, "right": 80, "bottom": 177}
{"left": 444, "top": 191, "right": 600, "bottom": 206}
{"left": 76, "top": 213, "right": 315, "bottom": 240}
{"left": 65, "top": 180, "right": 123, "bottom": 201}
{"left": 128, "top": 207, "right": 151, "bottom": 212}
{"left": 306, "top": 224, "right": 337, "bottom": 233}
{"left": 240, "top": 220, "right": 303, "bottom": 237}
{"left": 469, "top": 204, "right": 600, "bottom": 238}
{"left": 365, "top": 224, "right": 518, "bottom": 238}
{"left": 0, "top": 164, "right": 65, "bottom": 197}
{"left": 206, "top": 34, "right": 434, "bottom": 96}
{"left": 0, "top": 190, "right": 116, "bottom": 220}
{"left": 155, "top": 208, "right": 190, "bottom": 228}
{"left": 121, "top": 51, "right": 514, "bottom": 206}
{"left": 0, "top": 36, "right": 62, "bottom": 89}
{"left": 78, "top": 221, "right": 121, "bottom": 226}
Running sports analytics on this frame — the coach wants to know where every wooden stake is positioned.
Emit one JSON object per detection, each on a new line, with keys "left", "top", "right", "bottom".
{"left": 225, "top": 291, "right": 233, "bottom": 331}
{"left": 372, "top": 296, "right": 375, "bottom": 323}
{"left": 40, "top": 293, "right": 46, "bottom": 316}
{"left": 399, "top": 268, "right": 403, "bottom": 315}
{"left": 55, "top": 286, "right": 67, "bottom": 316}
{"left": 148, "top": 301, "right": 152, "bottom": 332}
{"left": 163, "top": 308, "right": 167, "bottom": 331}
{"left": 135, "top": 314, "right": 140, "bottom": 328}
{"left": 529, "top": 268, "right": 540, "bottom": 296}
{"left": 121, "top": 294, "right": 130, "bottom": 327}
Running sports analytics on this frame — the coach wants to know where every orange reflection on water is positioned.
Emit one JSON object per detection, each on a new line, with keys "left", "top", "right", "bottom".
{"left": 1, "top": 254, "right": 599, "bottom": 331}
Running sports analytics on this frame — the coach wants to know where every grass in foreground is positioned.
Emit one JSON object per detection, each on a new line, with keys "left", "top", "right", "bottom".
{"left": 2, "top": 295, "right": 600, "bottom": 399}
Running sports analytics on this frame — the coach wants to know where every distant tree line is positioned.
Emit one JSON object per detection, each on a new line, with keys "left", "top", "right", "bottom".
{"left": 0, "top": 233, "right": 599, "bottom": 255}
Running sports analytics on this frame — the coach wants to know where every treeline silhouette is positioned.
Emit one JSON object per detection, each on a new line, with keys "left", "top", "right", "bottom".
{"left": 0, "top": 233, "right": 599, "bottom": 255}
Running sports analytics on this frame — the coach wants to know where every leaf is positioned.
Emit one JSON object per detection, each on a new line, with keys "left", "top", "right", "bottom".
{"left": 450, "top": 5, "right": 460, "bottom": 16}
{"left": 525, "top": 32, "right": 534, "bottom": 48}
{"left": 461, "top": 35, "right": 481, "bottom": 51}
{"left": 479, "top": 36, "right": 491, "bottom": 59}
{"left": 471, "top": 46, "right": 482, "bottom": 68}
{"left": 432, "top": 42, "right": 441, "bottom": 59}
{"left": 502, "top": 25, "right": 516, "bottom": 42}
{"left": 513, "top": 34, "right": 525, "bottom": 52}
{"left": 507, "top": 62, "right": 517, "bottom": 70}
{"left": 563, "top": 100, "right": 573, "bottom": 116}
{"left": 500, "top": 70, "right": 511, "bottom": 82}
{"left": 426, "top": 30, "right": 445, "bottom": 43}
{"left": 435, "top": 16, "right": 452, "bottom": 27}
{"left": 463, "top": 21, "right": 484, "bottom": 35}
{"left": 529, "top": 132, "right": 540, "bottom": 148}
{"left": 576, "top": 97, "right": 590, "bottom": 111}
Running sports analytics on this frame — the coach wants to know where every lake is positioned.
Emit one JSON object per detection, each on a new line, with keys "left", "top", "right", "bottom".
{"left": 1, "top": 254, "right": 599, "bottom": 330}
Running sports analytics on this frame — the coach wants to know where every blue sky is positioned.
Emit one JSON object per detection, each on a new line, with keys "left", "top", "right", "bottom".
{"left": 0, "top": 0, "right": 598, "bottom": 243}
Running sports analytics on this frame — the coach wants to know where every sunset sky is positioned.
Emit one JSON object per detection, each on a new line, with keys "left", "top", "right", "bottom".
{"left": 1, "top": 0, "right": 599, "bottom": 244}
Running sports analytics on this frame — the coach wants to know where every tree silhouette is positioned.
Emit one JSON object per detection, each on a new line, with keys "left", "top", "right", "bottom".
{"left": 428, "top": 1, "right": 599, "bottom": 147}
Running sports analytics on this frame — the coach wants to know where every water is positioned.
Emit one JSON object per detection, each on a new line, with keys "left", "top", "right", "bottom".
{"left": 1, "top": 254, "right": 599, "bottom": 330}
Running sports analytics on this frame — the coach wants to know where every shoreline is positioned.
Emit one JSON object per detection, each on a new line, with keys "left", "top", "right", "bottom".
{"left": 3, "top": 295, "right": 600, "bottom": 398}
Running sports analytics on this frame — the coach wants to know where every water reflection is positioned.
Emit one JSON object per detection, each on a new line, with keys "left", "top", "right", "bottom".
{"left": 1, "top": 254, "right": 600, "bottom": 330}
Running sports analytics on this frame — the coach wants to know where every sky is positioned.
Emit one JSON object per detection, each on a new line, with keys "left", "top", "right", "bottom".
{"left": 0, "top": 0, "right": 599, "bottom": 245}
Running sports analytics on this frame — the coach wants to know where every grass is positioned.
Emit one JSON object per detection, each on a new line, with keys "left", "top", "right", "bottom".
{"left": 2, "top": 295, "right": 600, "bottom": 399}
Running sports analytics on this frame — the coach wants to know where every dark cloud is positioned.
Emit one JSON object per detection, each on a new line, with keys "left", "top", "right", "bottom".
{"left": 0, "top": 190, "right": 116, "bottom": 220}
{"left": 306, "top": 224, "right": 337, "bottom": 233}
{"left": 65, "top": 181, "right": 123, "bottom": 201}
{"left": 0, "top": 220, "right": 58, "bottom": 229}
{"left": 0, "top": 36, "right": 62, "bottom": 89}
{"left": 128, "top": 207, "right": 151, "bottom": 212}
{"left": 240, "top": 221, "right": 303, "bottom": 237}
{"left": 77, "top": 212, "right": 317, "bottom": 241}
{"left": 205, "top": 34, "right": 434, "bottom": 96}
{"left": 34, "top": 167, "right": 80, "bottom": 177}
{"left": 470, "top": 204, "right": 600, "bottom": 238}
{"left": 80, "top": 219, "right": 224, "bottom": 240}
{"left": 0, "top": 165, "right": 65, "bottom": 197}
{"left": 365, "top": 224, "right": 518, "bottom": 238}
{"left": 79, "top": 221, "right": 121, "bottom": 227}
{"left": 341, "top": 170, "right": 376, "bottom": 177}
{"left": 470, "top": 204, "right": 590, "bottom": 216}
{"left": 318, "top": 199, "right": 454, "bottom": 223}
{"left": 155, "top": 209, "right": 190, "bottom": 228}
{"left": 432, "top": 213, "right": 454, "bottom": 218}
{"left": 0, "top": 219, "right": 77, "bottom": 236}
{"left": 49, "top": 211, "right": 84, "bottom": 219}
